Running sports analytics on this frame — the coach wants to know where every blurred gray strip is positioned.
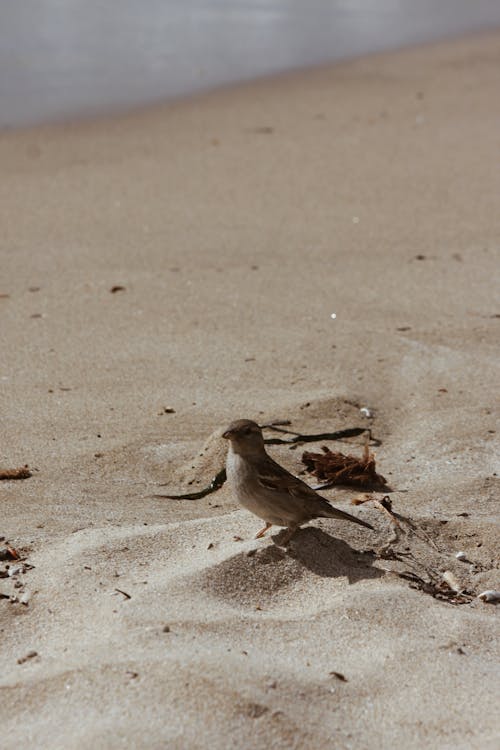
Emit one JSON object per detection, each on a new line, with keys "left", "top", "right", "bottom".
{"left": 1, "top": 0, "right": 500, "bottom": 128}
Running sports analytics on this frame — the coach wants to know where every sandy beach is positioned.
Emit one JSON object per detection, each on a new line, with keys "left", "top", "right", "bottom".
{"left": 1, "top": 31, "right": 499, "bottom": 749}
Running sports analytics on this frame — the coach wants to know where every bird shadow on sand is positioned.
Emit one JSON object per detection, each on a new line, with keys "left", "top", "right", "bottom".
{"left": 198, "top": 526, "right": 383, "bottom": 607}
{"left": 272, "top": 526, "right": 384, "bottom": 584}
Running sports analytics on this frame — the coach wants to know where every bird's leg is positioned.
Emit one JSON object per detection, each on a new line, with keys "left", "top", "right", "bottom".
{"left": 280, "top": 524, "right": 299, "bottom": 547}
{"left": 255, "top": 522, "right": 272, "bottom": 539}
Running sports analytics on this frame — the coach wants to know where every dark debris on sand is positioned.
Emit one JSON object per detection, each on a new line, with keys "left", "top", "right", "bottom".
{"left": 302, "top": 444, "right": 388, "bottom": 491}
{"left": 0, "top": 466, "right": 32, "bottom": 480}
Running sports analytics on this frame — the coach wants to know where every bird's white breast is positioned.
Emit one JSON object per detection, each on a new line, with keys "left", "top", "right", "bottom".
{"left": 226, "top": 449, "right": 270, "bottom": 520}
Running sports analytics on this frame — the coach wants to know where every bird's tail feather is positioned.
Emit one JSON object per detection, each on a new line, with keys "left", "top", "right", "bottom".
{"left": 320, "top": 504, "right": 373, "bottom": 530}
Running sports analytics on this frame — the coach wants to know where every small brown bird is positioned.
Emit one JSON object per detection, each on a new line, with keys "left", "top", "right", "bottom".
{"left": 223, "top": 419, "right": 373, "bottom": 544}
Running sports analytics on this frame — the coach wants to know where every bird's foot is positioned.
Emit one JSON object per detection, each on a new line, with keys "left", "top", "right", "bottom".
{"left": 279, "top": 525, "right": 299, "bottom": 547}
{"left": 255, "top": 523, "right": 272, "bottom": 539}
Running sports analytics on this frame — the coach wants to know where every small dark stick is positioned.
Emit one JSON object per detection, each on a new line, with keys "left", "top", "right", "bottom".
{"left": 114, "top": 588, "right": 131, "bottom": 600}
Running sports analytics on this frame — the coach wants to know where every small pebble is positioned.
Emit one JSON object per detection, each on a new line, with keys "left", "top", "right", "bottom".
{"left": 455, "top": 551, "right": 467, "bottom": 561}
{"left": 360, "top": 407, "right": 373, "bottom": 418}
{"left": 478, "top": 590, "right": 500, "bottom": 603}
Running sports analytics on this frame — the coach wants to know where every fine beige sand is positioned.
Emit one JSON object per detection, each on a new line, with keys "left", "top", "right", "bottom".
{"left": 1, "top": 31, "right": 499, "bottom": 750}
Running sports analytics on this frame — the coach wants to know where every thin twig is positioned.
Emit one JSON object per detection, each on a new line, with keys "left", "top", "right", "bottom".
{"left": 153, "top": 425, "right": 381, "bottom": 501}
{"left": 263, "top": 426, "right": 381, "bottom": 447}
{"left": 114, "top": 588, "right": 131, "bottom": 600}
{"left": 152, "top": 468, "right": 227, "bottom": 501}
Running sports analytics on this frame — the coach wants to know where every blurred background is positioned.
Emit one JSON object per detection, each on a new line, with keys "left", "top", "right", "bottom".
{"left": 1, "top": 0, "right": 500, "bottom": 128}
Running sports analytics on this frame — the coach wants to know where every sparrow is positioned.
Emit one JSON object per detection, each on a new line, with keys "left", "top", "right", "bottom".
{"left": 222, "top": 419, "right": 373, "bottom": 545}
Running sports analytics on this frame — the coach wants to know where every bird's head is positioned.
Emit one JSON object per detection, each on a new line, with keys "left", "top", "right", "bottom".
{"left": 222, "top": 419, "right": 265, "bottom": 455}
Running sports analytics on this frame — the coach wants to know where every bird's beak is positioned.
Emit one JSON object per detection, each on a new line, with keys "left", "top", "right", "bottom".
{"left": 222, "top": 429, "right": 232, "bottom": 440}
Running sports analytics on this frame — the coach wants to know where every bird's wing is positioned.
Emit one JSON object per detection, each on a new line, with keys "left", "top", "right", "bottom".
{"left": 255, "top": 454, "right": 373, "bottom": 529}
{"left": 255, "top": 455, "right": 329, "bottom": 505}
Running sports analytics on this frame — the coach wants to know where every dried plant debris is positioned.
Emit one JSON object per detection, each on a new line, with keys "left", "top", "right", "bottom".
{"left": 355, "top": 495, "right": 445, "bottom": 557}
{"left": 397, "top": 571, "right": 473, "bottom": 605}
{"left": 353, "top": 495, "right": 401, "bottom": 547}
{"left": 441, "top": 570, "right": 463, "bottom": 593}
{"left": 0, "top": 466, "right": 32, "bottom": 480}
{"left": 114, "top": 588, "right": 132, "bottom": 600}
{"left": 263, "top": 423, "right": 381, "bottom": 447}
{"left": 154, "top": 468, "right": 227, "bottom": 501}
{"left": 329, "top": 671, "right": 348, "bottom": 682}
{"left": 353, "top": 497, "right": 494, "bottom": 606}
{"left": 302, "top": 443, "right": 388, "bottom": 490}
{"left": 0, "top": 545, "right": 20, "bottom": 561}
{"left": 17, "top": 651, "right": 38, "bottom": 665}
{"left": 1, "top": 546, "right": 34, "bottom": 605}
{"left": 155, "top": 422, "right": 382, "bottom": 501}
